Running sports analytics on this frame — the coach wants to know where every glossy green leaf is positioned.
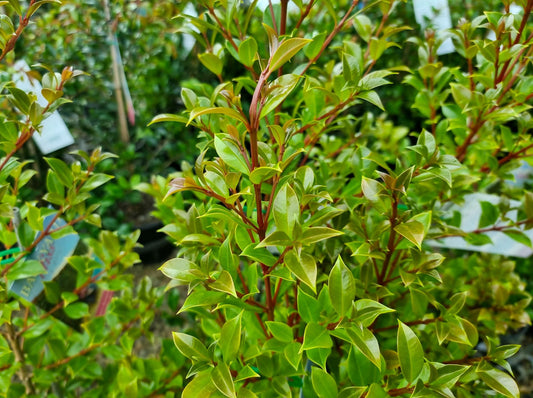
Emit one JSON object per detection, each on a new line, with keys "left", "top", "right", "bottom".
{"left": 354, "top": 299, "right": 395, "bottom": 327}
{"left": 148, "top": 113, "right": 188, "bottom": 125}
{"left": 45, "top": 158, "right": 73, "bottom": 187}
{"left": 346, "top": 326, "right": 381, "bottom": 370}
{"left": 477, "top": 365, "right": 519, "bottom": 398}
{"left": 297, "top": 288, "right": 320, "bottom": 323}
{"left": 311, "top": 367, "right": 338, "bottom": 398}
{"left": 300, "top": 322, "right": 332, "bottom": 353}
{"left": 395, "top": 220, "right": 425, "bottom": 250}
{"left": 64, "top": 302, "right": 89, "bottom": 319}
{"left": 256, "top": 230, "right": 292, "bottom": 248}
{"left": 159, "top": 258, "right": 202, "bottom": 283}
{"left": 301, "top": 227, "right": 344, "bottom": 245}
{"left": 397, "top": 321, "right": 424, "bottom": 383}
{"left": 241, "top": 243, "right": 277, "bottom": 267}
{"left": 249, "top": 166, "right": 281, "bottom": 184}
{"left": 172, "top": 332, "right": 211, "bottom": 362}
{"left": 328, "top": 256, "right": 355, "bottom": 317}
{"left": 182, "top": 370, "right": 218, "bottom": 398}
{"left": 6, "top": 259, "right": 45, "bottom": 281}
{"left": 189, "top": 107, "right": 248, "bottom": 127}
{"left": 179, "top": 290, "right": 226, "bottom": 313}
{"left": 260, "top": 74, "right": 301, "bottom": 119}
{"left": 212, "top": 362, "right": 236, "bottom": 398}
{"left": 478, "top": 201, "right": 499, "bottom": 229}
{"left": 209, "top": 271, "right": 237, "bottom": 297}
{"left": 199, "top": 52, "right": 223, "bottom": 76}
{"left": 269, "top": 38, "right": 311, "bottom": 72}
{"left": 214, "top": 135, "right": 250, "bottom": 175}
{"left": 220, "top": 311, "right": 242, "bottom": 363}
{"left": 238, "top": 37, "right": 258, "bottom": 67}
{"left": 266, "top": 321, "right": 293, "bottom": 342}
{"left": 273, "top": 183, "right": 299, "bottom": 237}
{"left": 285, "top": 250, "right": 316, "bottom": 292}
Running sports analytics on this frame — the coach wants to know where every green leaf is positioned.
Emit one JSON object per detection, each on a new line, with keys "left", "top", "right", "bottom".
{"left": 477, "top": 365, "right": 519, "bottom": 398}
{"left": 212, "top": 362, "right": 236, "bottom": 398}
{"left": 347, "top": 345, "right": 382, "bottom": 386}
{"left": 285, "top": 250, "right": 316, "bottom": 292}
{"left": 199, "top": 52, "right": 224, "bottom": 76}
{"left": 241, "top": 243, "right": 277, "bottom": 267}
{"left": 328, "top": 256, "right": 355, "bottom": 317}
{"left": 210, "top": 271, "right": 237, "bottom": 297}
{"left": 354, "top": 299, "right": 395, "bottom": 327}
{"left": 148, "top": 113, "right": 188, "bottom": 125}
{"left": 220, "top": 311, "right": 242, "bottom": 363}
{"left": 284, "top": 342, "right": 302, "bottom": 370}
{"left": 397, "top": 321, "right": 424, "bottom": 383}
{"left": 346, "top": 326, "right": 381, "bottom": 371}
{"left": 395, "top": 220, "right": 426, "bottom": 250}
{"left": 504, "top": 229, "right": 532, "bottom": 247}
{"left": 357, "top": 90, "right": 385, "bottom": 111}
{"left": 273, "top": 183, "right": 299, "bottom": 237}
{"left": 256, "top": 230, "right": 292, "bottom": 248}
{"left": 269, "top": 38, "right": 311, "bottom": 72}
{"left": 180, "top": 290, "right": 226, "bottom": 313}
{"left": 266, "top": 321, "right": 293, "bottom": 343}
{"left": 238, "top": 37, "right": 258, "bottom": 67}
{"left": 479, "top": 201, "right": 499, "bottom": 229}
{"left": 250, "top": 166, "right": 281, "bottom": 184}
{"left": 189, "top": 107, "right": 248, "bottom": 127}
{"left": 64, "top": 302, "right": 89, "bottom": 319}
{"left": 214, "top": 135, "right": 250, "bottom": 175}
{"left": 182, "top": 370, "right": 218, "bottom": 398}
{"left": 7, "top": 259, "right": 45, "bottom": 281}
{"left": 297, "top": 288, "right": 320, "bottom": 323}
{"left": 430, "top": 364, "right": 469, "bottom": 388}
{"left": 260, "top": 74, "right": 301, "bottom": 119}
{"left": 300, "top": 322, "right": 332, "bottom": 353}
{"left": 361, "top": 177, "right": 385, "bottom": 202}
{"left": 301, "top": 227, "right": 344, "bottom": 245}
{"left": 45, "top": 158, "right": 73, "bottom": 187}
{"left": 172, "top": 332, "right": 211, "bottom": 362}
{"left": 159, "top": 258, "right": 202, "bottom": 283}
{"left": 311, "top": 367, "right": 338, "bottom": 398}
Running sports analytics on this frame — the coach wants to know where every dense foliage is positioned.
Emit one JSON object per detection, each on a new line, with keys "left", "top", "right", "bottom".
{"left": 150, "top": 0, "right": 533, "bottom": 397}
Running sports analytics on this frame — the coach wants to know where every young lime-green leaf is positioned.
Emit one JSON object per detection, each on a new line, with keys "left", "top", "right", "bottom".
{"left": 199, "top": 52, "right": 224, "bottom": 76}
{"left": 235, "top": 366, "right": 260, "bottom": 382}
{"left": 44, "top": 158, "right": 73, "bottom": 187}
{"left": 285, "top": 250, "right": 316, "bottom": 292}
{"left": 300, "top": 322, "right": 332, "bottom": 353}
{"left": 394, "top": 220, "right": 425, "bottom": 250}
{"left": 301, "top": 227, "right": 344, "bottom": 245}
{"left": 273, "top": 184, "right": 299, "bottom": 237}
{"left": 477, "top": 365, "right": 519, "bottom": 398}
{"left": 397, "top": 321, "right": 424, "bottom": 383}
{"left": 241, "top": 243, "right": 277, "bottom": 267}
{"left": 357, "top": 90, "right": 385, "bottom": 111}
{"left": 361, "top": 177, "right": 385, "bottom": 202}
{"left": 250, "top": 166, "right": 281, "bottom": 184}
{"left": 346, "top": 326, "right": 381, "bottom": 371}
{"left": 7, "top": 259, "right": 45, "bottom": 281}
{"left": 179, "top": 290, "right": 226, "bottom": 313}
{"left": 172, "top": 332, "right": 211, "bottom": 362}
{"left": 256, "top": 230, "right": 292, "bottom": 248}
{"left": 311, "top": 367, "right": 338, "bottom": 398}
{"left": 64, "top": 301, "right": 89, "bottom": 319}
{"left": 298, "top": 288, "right": 320, "bottom": 323}
{"left": 189, "top": 107, "right": 248, "bottom": 127}
{"left": 430, "top": 364, "right": 469, "bottom": 388}
{"left": 260, "top": 74, "right": 301, "bottom": 119}
{"left": 148, "top": 113, "right": 188, "bottom": 126}
{"left": 220, "top": 312, "right": 242, "bottom": 363}
{"left": 212, "top": 362, "right": 236, "bottom": 398}
{"left": 269, "top": 38, "right": 311, "bottom": 72}
{"left": 266, "top": 321, "right": 293, "bottom": 343}
{"left": 209, "top": 271, "right": 237, "bottom": 297}
{"left": 354, "top": 299, "right": 395, "bottom": 327}
{"left": 238, "top": 37, "right": 258, "bottom": 67}
{"left": 214, "top": 135, "right": 250, "bottom": 175}
{"left": 284, "top": 342, "right": 302, "bottom": 370}
{"left": 182, "top": 370, "right": 218, "bottom": 398}
{"left": 328, "top": 256, "right": 355, "bottom": 317}
{"left": 159, "top": 258, "right": 202, "bottom": 283}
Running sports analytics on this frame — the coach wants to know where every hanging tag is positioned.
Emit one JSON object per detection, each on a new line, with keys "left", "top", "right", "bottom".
{"left": 12, "top": 60, "right": 75, "bottom": 154}
{"left": 412, "top": 0, "right": 455, "bottom": 55}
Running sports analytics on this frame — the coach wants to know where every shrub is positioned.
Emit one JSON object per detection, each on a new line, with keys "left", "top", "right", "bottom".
{"left": 151, "top": 1, "right": 533, "bottom": 397}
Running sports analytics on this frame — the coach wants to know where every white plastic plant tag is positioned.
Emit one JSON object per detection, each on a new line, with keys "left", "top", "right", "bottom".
{"left": 428, "top": 193, "right": 533, "bottom": 258}
{"left": 13, "top": 60, "right": 75, "bottom": 154}
{"left": 412, "top": 0, "right": 455, "bottom": 55}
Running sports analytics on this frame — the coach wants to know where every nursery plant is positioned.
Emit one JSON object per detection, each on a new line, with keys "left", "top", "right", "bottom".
{"left": 0, "top": 2, "right": 187, "bottom": 397}
{"left": 151, "top": 0, "right": 533, "bottom": 397}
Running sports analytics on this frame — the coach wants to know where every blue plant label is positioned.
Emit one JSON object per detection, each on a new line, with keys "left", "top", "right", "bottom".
{"left": 10, "top": 215, "right": 79, "bottom": 301}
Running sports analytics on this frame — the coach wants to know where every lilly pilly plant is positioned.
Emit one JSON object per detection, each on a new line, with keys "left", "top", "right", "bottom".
{"left": 0, "top": 2, "right": 187, "bottom": 396}
{"left": 151, "top": 1, "right": 531, "bottom": 397}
